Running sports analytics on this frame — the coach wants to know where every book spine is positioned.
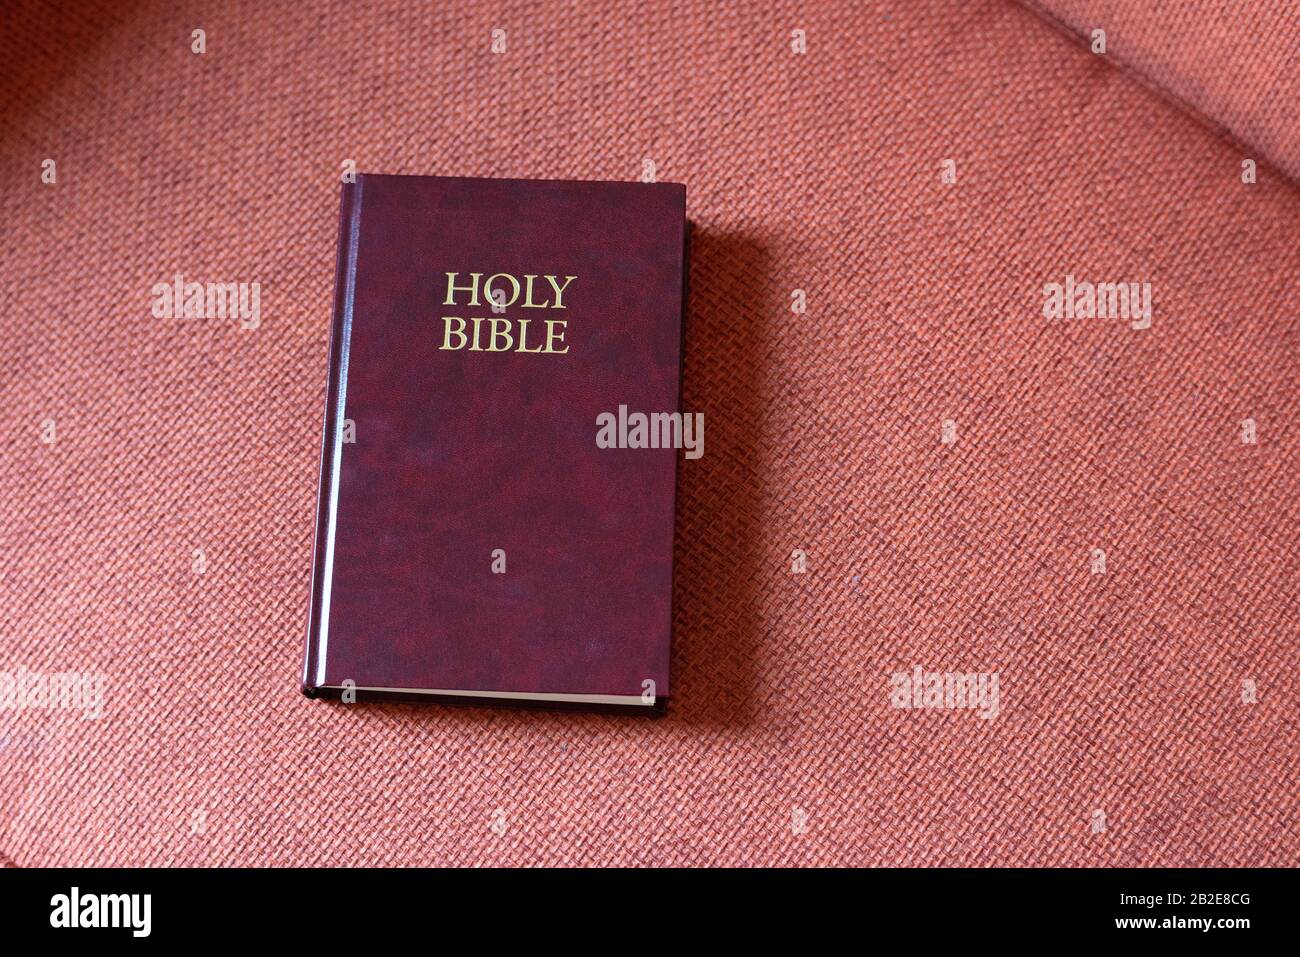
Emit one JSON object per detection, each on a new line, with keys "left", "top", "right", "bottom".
{"left": 301, "top": 178, "right": 363, "bottom": 695}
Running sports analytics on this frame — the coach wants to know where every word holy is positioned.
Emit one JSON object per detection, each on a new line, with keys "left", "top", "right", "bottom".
{"left": 0, "top": 667, "right": 103, "bottom": 720}
{"left": 890, "top": 665, "right": 999, "bottom": 720}
{"left": 50, "top": 887, "right": 151, "bottom": 938}
{"left": 440, "top": 271, "right": 575, "bottom": 354}
{"left": 151, "top": 275, "right": 261, "bottom": 329}
{"left": 1043, "top": 275, "right": 1151, "bottom": 329}
{"left": 596, "top": 405, "right": 704, "bottom": 459}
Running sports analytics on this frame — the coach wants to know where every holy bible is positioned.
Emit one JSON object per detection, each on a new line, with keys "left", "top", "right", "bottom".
{"left": 302, "top": 174, "right": 686, "bottom": 710}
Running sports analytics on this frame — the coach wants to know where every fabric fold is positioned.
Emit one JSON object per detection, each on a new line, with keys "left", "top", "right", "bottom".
{"left": 1022, "top": 0, "right": 1300, "bottom": 183}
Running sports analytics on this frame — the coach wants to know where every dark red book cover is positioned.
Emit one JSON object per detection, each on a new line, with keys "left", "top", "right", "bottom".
{"left": 302, "top": 174, "right": 686, "bottom": 709}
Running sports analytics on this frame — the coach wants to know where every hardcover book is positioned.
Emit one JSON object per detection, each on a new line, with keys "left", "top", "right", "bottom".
{"left": 302, "top": 174, "right": 686, "bottom": 710}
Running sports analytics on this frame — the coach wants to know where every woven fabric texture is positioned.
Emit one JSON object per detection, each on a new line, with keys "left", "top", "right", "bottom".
{"left": 1, "top": 0, "right": 1296, "bottom": 867}
{"left": 1025, "top": 0, "right": 1300, "bottom": 183}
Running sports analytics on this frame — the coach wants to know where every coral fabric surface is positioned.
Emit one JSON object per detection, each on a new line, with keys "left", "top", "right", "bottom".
{"left": 1, "top": 0, "right": 1296, "bottom": 867}
{"left": 1027, "top": 0, "right": 1300, "bottom": 183}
